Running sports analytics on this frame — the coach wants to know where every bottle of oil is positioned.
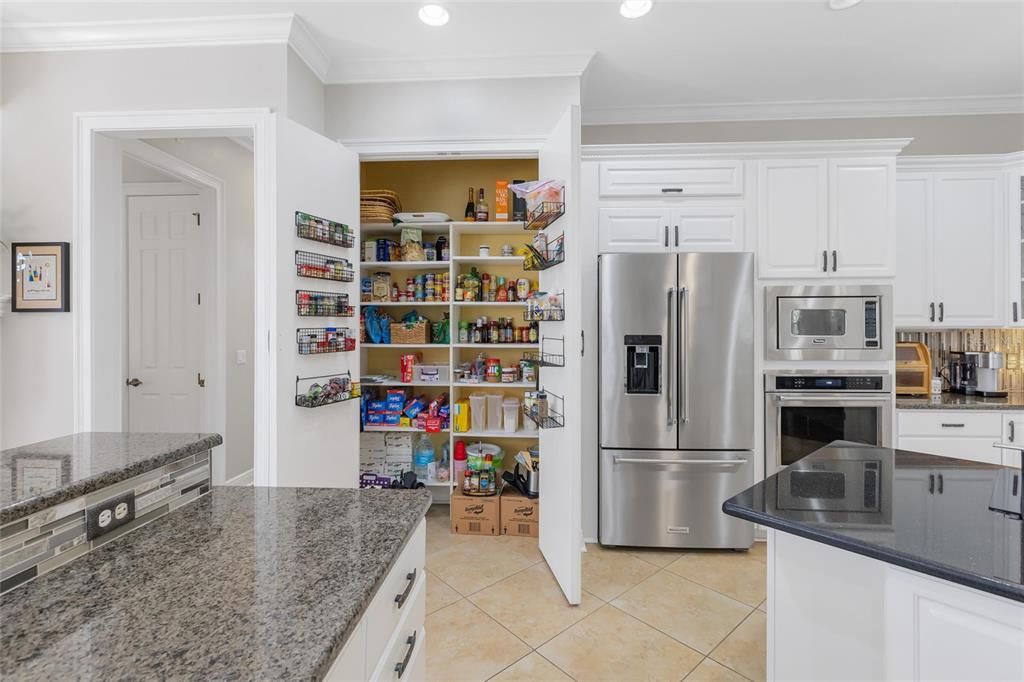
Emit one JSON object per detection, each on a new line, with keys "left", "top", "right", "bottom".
{"left": 464, "top": 187, "right": 476, "bottom": 222}
{"left": 475, "top": 188, "right": 489, "bottom": 222}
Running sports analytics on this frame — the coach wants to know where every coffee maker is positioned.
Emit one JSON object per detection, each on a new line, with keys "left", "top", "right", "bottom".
{"left": 948, "top": 351, "right": 1007, "bottom": 397}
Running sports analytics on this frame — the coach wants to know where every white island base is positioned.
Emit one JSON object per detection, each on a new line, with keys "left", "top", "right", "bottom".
{"left": 766, "top": 530, "right": 1024, "bottom": 682}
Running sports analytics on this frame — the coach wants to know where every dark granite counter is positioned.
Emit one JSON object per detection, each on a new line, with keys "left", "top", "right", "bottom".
{"left": 0, "top": 486, "right": 432, "bottom": 680}
{"left": 896, "top": 392, "right": 1024, "bottom": 411}
{"left": 724, "top": 444, "right": 1023, "bottom": 603}
{"left": 0, "top": 432, "right": 223, "bottom": 525}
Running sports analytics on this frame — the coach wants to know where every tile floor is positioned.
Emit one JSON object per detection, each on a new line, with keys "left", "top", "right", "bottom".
{"left": 424, "top": 505, "right": 767, "bottom": 682}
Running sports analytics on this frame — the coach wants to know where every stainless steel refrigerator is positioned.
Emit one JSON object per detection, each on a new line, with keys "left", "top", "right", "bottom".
{"left": 598, "top": 252, "right": 755, "bottom": 549}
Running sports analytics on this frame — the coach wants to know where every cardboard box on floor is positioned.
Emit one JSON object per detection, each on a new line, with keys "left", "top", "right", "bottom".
{"left": 450, "top": 489, "right": 499, "bottom": 536}
{"left": 500, "top": 488, "right": 539, "bottom": 537}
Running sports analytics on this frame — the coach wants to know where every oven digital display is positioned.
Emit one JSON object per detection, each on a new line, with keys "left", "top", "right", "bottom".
{"left": 814, "top": 378, "right": 843, "bottom": 388}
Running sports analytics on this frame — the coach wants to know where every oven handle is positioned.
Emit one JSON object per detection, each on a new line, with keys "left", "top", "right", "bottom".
{"left": 770, "top": 395, "right": 890, "bottom": 402}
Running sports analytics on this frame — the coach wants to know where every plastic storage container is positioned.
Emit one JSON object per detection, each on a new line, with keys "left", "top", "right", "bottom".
{"left": 502, "top": 397, "right": 520, "bottom": 433}
{"left": 466, "top": 442, "right": 503, "bottom": 470}
{"left": 469, "top": 393, "right": 487, "bottom": 432}
{"left": 453, "top": 441, "right": 468, "bottom": 482}
{"left": 487, "top": 394, "right": 504, "bottom": 431}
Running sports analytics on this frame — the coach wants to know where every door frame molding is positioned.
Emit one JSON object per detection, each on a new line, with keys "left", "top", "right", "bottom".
{"left": 73, "top": 108, "right": 272, "bottom": 486}
{"left": 121, "top": 143, "right": 224, "bottom": 481}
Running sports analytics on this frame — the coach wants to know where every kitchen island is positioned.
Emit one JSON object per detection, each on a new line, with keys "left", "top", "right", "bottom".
{"left": 724, "top": 444, "right": 1023, "bottom": 682}
{"left": 1, "top": 486, "right": 431, "bottom": 680}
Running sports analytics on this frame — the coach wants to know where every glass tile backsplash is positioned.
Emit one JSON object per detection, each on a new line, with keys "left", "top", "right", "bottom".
{"left": 897, "top": 328, "right": 1024, "bottom": 392}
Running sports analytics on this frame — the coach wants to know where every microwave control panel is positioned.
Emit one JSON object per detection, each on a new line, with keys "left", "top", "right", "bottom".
{"left": 773, "top": 375, "right": 886, "bottom": 391}
{"left": 864, "top": 299, "right": 879, "bottom": 347}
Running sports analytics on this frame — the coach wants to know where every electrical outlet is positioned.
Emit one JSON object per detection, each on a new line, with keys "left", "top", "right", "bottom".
{"left": 86, "top": 490, "right": 136, "bottom": 540}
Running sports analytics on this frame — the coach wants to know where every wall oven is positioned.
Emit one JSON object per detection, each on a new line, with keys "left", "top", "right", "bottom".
{"left": 766, "top": 284, "right": 893, "bottom": 361}
{"left": 765, "top": 371, "right": 892, "bottom": 476}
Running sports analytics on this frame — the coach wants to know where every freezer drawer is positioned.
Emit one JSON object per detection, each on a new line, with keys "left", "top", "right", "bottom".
{"left": 599, "top": 449, "right": 755, "bottom": 549}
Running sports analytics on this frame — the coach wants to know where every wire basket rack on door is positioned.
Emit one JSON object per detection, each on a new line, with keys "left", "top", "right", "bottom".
{"left": 296, "top": 290, "right": 355, "bottom": 317}
{"left": 523, "top": 234, "right": 565, "bottom": 271}
{"left": 295, "top": 371, "right": 361, "bottom": 408}
{"left": 521, "top": 336, "right": 565, "bottom": 367}
{"left": 295, "top": 211, "right": 355, "bottom": 248}
{"left": 297, "top": 327, "right": 356, "bottom": 354}
{"left": 295, "top": 250, "right": 354, "bottom": 282}
{"left": 522, "top": 388, "right": 565, "bottom": 429}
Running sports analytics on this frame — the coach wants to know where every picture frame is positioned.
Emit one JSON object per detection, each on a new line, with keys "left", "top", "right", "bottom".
{"left": 11, "top": 242, "right": 70, "bottom": 312}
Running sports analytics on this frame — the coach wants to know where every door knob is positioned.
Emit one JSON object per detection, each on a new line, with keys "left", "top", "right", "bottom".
{"left": 126, "top": 378, "right": 143, "bottom": 387}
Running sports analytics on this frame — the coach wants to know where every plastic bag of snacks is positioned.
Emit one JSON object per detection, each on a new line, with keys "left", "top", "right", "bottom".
{"left": 400, "top": 227, "right": 425, "bottom": 262}
{"left": 509, "top": 179, "right": 564, "bottom": 214}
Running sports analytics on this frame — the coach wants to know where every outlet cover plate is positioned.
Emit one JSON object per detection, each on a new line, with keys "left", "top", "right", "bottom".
{"left": 86, "top": 490, "right": 136, "bottom": 540}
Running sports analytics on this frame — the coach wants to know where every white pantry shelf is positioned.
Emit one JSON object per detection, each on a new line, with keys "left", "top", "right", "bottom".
{"left": 363, "top": 426, "right": 450, "bottom": 434}
{"left": 452, "top": 343, "right": 538, "bottom": 349}
{"left": 453, "top": 301, "right": 528, "bottom": 307}
{"left": 361, "top": 301, "right": 450, "bottom": 307}
{"left": 451, "top": 256, "right": 524, "bottom": 266}
{"left": 360, "top": 261, "right": 450, "bottom": 270}
{"left": 452, "top": 382, "right": 537, "bottom": 389}
{"left": 363, "top": 379, "right": 450, "bottom": 388}
{"left": 363, "top": 343, "right": 447, "bottom": 349}
{"left": 454, "top": 429, "right": 539, "bottom": 439}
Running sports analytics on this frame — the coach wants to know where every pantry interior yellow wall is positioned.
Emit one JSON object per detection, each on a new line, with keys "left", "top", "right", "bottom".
{"left": 360, "top": 159, "right": 539, "bottom": 220}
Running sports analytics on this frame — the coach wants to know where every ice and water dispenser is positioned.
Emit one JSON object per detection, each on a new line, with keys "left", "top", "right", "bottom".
{"left": 624, "top": 335, "right": 661, "bottom": 394}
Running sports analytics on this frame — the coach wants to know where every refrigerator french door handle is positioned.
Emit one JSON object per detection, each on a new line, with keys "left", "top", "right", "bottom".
{"left": 666, "top": 287, "right": 676, "bottom": 427}
{"left": 614, "top": 457, "right": 749, "bottom": 466}
{"left": 678, "top": 286, "right": 689, "bottom": 424}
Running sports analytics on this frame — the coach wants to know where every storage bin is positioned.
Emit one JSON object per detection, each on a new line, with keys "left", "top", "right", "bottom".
{"left": 487, "top": 394, "right": 504, "bottom": 432}
{"left": 390, "top": 320, "right": 430, "bottom": 345}
{"left": 469, "top": 393, "right": 487, "bottom": 432}
{"left": 502, "top": 397, "right": 520, "bottom": 433}
{"left": 413, "top": 364, "right": 450, "bottom": 384}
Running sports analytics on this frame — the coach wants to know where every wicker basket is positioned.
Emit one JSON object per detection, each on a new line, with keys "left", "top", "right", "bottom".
{"left": 391, "top": 320, "right": 430, "bottom": 345}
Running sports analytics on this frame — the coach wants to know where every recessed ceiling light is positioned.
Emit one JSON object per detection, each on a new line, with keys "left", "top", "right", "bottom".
{"left": 418, "top": 4, "right": 449, "bottom": 27}
{"left": 828, "top": 0, "right": 863, "bottom": 9}
{"left": 620, "top": 1, "right": 653, "bottom": 19}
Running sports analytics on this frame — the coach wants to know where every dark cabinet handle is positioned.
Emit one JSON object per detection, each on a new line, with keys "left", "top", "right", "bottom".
{"left": 674, "top": 225, "right": 679, "bottom": 248}
{"left": 661, "top": 187, "right": 684, "bottom": 193}
{"left": 938, "top": 302, "right": 944, "bottom": 322}
{"left": 831, "top": 250, "right": 837, "bottom": 272}
{"left": 394, "top": 630, "right": 417, "bottom": 679}
{"left": 664, "top": 226, "right": 669, "bottom": 247}
{"left": 938, "top": 473, "right": 944, "bottom": 494}
{"left": 395, "top": 568, "right": 416, "bottom": 608}
{"left": 1010, "top": 420, "right": 1016, "bottom": 443}
{"left": 822, "top": 250, "right": 828, "bottom": 273}
{"left": 940, "top": 423, "right": 965, "bottom": 428}
{"left": 126, "top": 378, "right": 143, "bottom": 387}
{"left": 928, "top": 473, "right": 935, "bottom": 494}
{"left": 929, "top": 302, "right": 935, "bottom": 322}
{"left": 1014, "top": 302, "right": 1019, "bottom": 323}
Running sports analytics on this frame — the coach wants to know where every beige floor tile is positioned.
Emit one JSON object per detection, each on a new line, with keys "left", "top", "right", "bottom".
{"left": 426, "top": 571, "right": 462, "bottom": 615}
{"left": 710, "top": 610, "right": 767, "bottom": 682}
{"left": 498, "top": 534, "right": 544, "bottom": 565}
{"left": 538, "top": 604, "right": 703, "bottom": 682}
{"left": 612, "top": 570, "right": 753, "bottom": 655}
{"left": 427, "top": 537, "right": 536, "bottom": 596}
{"left": 665, "top": 551, "right": 767, "bottom": 607}
{"left": 426, "top": 600, "right": 530, "bottom": 682}
{"left": 747, "top": 540, "right": 767, "bottom": 563}
{"left": 581, "top": 543, "right": 659, "bottom": 601}
{"left": 489, "top": 652, "right": 573, "bottom": 681}
{"left": 685, "top": 658, "right": 750, "bottom": 681}
{"left": 470, "top": 562, "right": 602, "bottom": 648}
{"left": 757, "top": 599, "right": 766, "bottom": 613}
{"left": 626, "top": 547, "right": 689, "bottom": 568}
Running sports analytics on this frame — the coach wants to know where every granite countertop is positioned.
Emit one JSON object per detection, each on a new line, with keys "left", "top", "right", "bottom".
{"left": 1, "top": 486, "right": 432, "bottom": 680}
{"left": 896, "top": 391, "right": 1024, "bottom": 410}
{"left": 0, "top": 432, "right": 223, "bottom": 525}
{"left": 724, "top": 443, "right": 1023, "bottom": 603}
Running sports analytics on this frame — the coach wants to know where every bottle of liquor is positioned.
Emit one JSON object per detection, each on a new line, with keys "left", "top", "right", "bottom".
{"left": 464, "top": 187, "right": 476, "bottom": 222}
{"left": 475, "top": 188, "right": 489, "bottom": 222}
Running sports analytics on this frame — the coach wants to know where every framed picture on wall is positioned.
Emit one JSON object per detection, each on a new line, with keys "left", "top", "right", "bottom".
{"left": 11, "top": 242, "right": 70, "bottom": 312}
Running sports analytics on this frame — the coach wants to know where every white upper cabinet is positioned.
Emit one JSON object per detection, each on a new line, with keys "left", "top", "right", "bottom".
{"left": 1006, "top": 166, "right": 1024, "bottom": 326}
{"left": 893, "top": 165, "right": 1005, "bottom": 328}
{"left": 599, "top": 160, "right": 744, "bottom": 197}
{"left": 758, "top": 158, "right": 893, "bottom": 279}
{"left": 757, "top": 160, "right": 830, "bottom": 278}
{"left": 598, "top": 205, "right": 744, "bottom": 253}
{"left": 828, "top": 158, "right": 894, "bottom": 277}
{"left": 673, "top": 205, "right": 745, "bottom": 251}
{"left": 598, "top": 207, "right": 672, "bottom": 253}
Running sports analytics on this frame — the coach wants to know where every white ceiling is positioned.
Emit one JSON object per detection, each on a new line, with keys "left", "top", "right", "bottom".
{"left": 3, "top": 1, "right": 1022, "bottom": 124}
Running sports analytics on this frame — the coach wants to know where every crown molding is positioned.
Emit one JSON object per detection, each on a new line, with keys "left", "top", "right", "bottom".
{"left": 329, "top": 51, "right": 594, "bottom": 85}
{"left": 1, "top": 13, "right": 330, "bottom": 82}
{"left": 340, "top": 135, "right": 548, "bottom": 161}
{"left": 896, "top": 151, "right": 1024, "bottom": 171}
{"left": 583, "top": 95, "right": 1024, "bottom": 126}
{"left": 581, "top": 138, "right": 915, "bottom": 161}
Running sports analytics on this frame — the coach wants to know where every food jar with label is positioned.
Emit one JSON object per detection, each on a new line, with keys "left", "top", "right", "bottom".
{"left": 485, "top": 357, "right": 502, "bottom": 383}
{"left": 501, "top": 367, "right": 519, "bottom": 383}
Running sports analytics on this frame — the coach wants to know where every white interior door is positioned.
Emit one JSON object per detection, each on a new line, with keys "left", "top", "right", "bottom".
{"left": 271, "top": 115, "right": 360, "bottom": 488}
{"left": 127, "top": 194, "right": 204, "bottom": 432}
{"left": 538, "top": 105, "right": 583, "bottom": 605}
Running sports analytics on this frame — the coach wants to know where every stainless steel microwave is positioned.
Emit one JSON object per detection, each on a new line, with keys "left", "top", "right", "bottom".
{"left": 766, "top": 285, "right": 893, "bottom": 361}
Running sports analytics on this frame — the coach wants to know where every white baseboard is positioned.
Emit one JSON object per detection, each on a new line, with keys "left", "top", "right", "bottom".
{"left": 223, "top": 468, "right": 254, "bottom": 486}
{"left": 583, "top": 537, "right": 597, "bottom": 546}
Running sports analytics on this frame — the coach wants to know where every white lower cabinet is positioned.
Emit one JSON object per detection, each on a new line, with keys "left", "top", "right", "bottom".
{"left": 597, "top": 205, "right": 744, "bottom": 253}
{"left": 1000, "top": 413, "right": 1024, "bottom": 467}
{"left": 325, "top": 520, "right": 426, "bottom": 682}
{"left": 896, "top": 411, "right": 1003, "bottom": 465}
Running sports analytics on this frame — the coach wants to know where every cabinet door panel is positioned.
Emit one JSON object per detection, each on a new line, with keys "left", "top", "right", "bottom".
{"left": 599, "top": 160, "right": 744, "bottom": 197}
{"left": 829, "top": 159, "right": 893, "bottom": 277}
{"left": 893, "top": 174, "right": 934, "bottom": 327}
{"left": 931, "top": 173, "right": 1004, "bottom": 327}
{"left": 897, "top": 437, "right": 1002, "bottom": 465}
{"left": 598, "top": 207, "right": 671, "bottom": 253}
{"left": 757, "top": 160, "right": 829, "bottom": 278}
{"left": 1007, "top": 168, "right": 1024, "bottom": 326}
{"left": 670, "top": 205, "right": 744, "bottom": 252}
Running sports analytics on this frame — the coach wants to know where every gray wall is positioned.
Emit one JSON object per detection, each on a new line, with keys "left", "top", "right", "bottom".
{"left": 287, "top": 48, "right": 325, "bottom": 135}
{"left": 582, "top": 113, "right": 1024, "bottom": 154}
{"left": 0, "top": 45, "right": 286, "bottom": 449}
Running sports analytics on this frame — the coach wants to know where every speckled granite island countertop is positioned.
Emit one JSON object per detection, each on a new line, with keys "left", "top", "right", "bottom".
{"left": 896, "top": 392, "right": 1024, "bottom": 410}
{"left": 0, "top": 486, "right": 432, "bottom": 680}
{"left": 0, "top": 432, "right": 223, "bottom": 525}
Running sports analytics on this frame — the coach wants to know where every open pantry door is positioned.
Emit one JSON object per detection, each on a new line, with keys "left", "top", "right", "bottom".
{"left": 269, "top": 115, "right": 361, "bottom": 487}
{"left": 537, "top": 105, "right": 583, "bottom": 605}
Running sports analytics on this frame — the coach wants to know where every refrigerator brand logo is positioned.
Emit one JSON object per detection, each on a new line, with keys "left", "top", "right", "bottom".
{"left": 513, "top": 505, "right": 535, "bottom": 517}
{"left": 466, "top": 504, "right": 485, "bottom": 514}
